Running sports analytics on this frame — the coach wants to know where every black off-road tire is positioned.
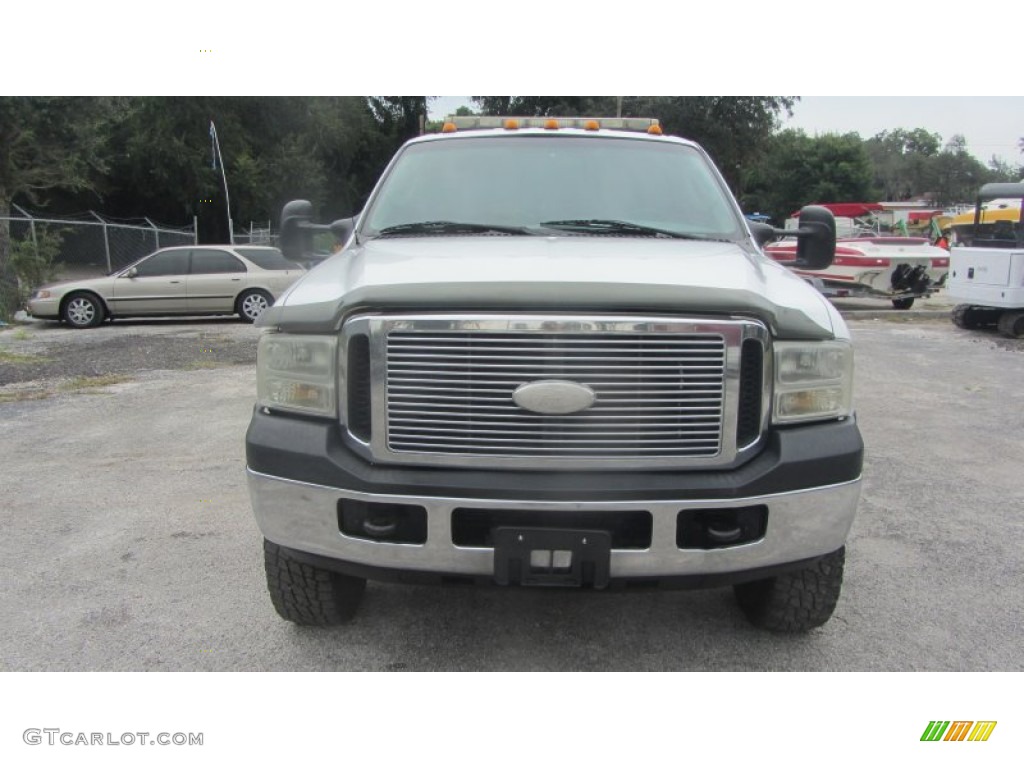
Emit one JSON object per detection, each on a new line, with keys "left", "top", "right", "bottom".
{"left": 891, "top": 297, "right": 915, "bottom": 310}
{"left": 996, "top": 311, "right": 1024, "bottom": 339}
{"left": 733, "top": 547, "right": 845, "bottom": 632}
{"left": 236, "top": 289, "right": 273, "bottom": 323}
{"left": 263, "top": 539, "right": 366, "bottom": 626}
{"left": 62, "top": 292, "right": 106, "bottom": 328}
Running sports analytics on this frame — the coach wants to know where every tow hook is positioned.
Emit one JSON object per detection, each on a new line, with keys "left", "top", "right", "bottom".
{"left": 363, "top": 516, "right": 399, "bottom": 538}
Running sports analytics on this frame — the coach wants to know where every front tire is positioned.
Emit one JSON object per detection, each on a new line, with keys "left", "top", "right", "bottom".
{"left": 62, "top": 292, "right": 106, "bottom": 328}
{"left": 733, "top": 547, "right": 845, "bottom": 632}
{"left": 263, "top": 539, "right": 366, "bottom": 626}
{"left": 891, "top": 297, "right": 914, "bottom": 310}
{"left": 237, "top": 289, "right": 272, "bottom": 323}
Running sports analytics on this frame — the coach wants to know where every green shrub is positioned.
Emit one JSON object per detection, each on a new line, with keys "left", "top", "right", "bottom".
{"left": 12, "top": 227, "right": 63, "bottom": 293}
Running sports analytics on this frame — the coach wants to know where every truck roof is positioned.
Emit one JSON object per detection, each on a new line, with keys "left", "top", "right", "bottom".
{"left": 407, "top": 115, "right": 704, "bottom": 150}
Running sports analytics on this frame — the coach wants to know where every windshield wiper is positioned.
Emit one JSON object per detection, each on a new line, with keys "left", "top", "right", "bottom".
{"left": 540, "top": 218, "right": 726, "bottom": 241}
{"left": 375, "top": 221, "right": 535, "bottom": 237}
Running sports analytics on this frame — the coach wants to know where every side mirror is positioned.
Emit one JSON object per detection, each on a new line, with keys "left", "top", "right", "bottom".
{"left": 793, "top": 205, "right": 836, "bottom": 270}
{"left": 755, "top": 206, "right": 836, "bottom": 270}
{"left": 749, "top": 222, "right": 776, "bottom": 248}
{"left": 279, "top": 200, "right": 358, "bottom": 262}
{"left": 329, "top": 216, "right": 356, "bottom": 248}
{"left": 279, "top": 200, "right": 317, "bottom": 262}
{"left": 122, "top": 267, "right": 138, "bottom": 278}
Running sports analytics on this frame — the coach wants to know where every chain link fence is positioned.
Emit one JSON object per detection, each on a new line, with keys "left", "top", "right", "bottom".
{"left": 2, "top": 206, "right": 197, "bottom": 277}
{"left": 233, "top": 221, "right": 277, "bottom": 246}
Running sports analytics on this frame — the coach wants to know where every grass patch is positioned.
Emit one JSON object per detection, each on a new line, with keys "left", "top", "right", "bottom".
{"left": 184, "top": 360, "right": 224, "bottom": 370}
{"left": 0, "top": 374, "right": 131, "bottom": 404}
{"left": 58, "top": 375, "right": 131, "bottom": 393}
{"left": 0, "top": 348, "right": 50, "bottom": 364}
{"left": 0, "top": 389, "right": 49, "bottom": 404}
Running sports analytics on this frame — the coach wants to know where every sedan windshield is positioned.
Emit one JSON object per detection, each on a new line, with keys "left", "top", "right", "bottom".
{"left": 361, "top": 135, "right": 744, "bottom": 241}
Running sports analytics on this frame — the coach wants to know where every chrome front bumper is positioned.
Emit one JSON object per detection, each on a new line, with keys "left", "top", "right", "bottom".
{"left": 248, "top": 469, "right": 861, "bottom": 579}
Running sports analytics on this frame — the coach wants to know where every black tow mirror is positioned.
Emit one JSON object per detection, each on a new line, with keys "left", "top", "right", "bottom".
{"left": 793, "top": 206, "right": 836, "bottom": 269}
{"left": 751, "top": 205, "right": 836, "bottom": 270}
{"left": 279, "top": 200, "right": 317, "bottom": 262}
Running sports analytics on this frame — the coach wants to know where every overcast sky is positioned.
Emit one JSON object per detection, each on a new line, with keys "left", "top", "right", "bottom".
{"left": 429, "top": 97, "right": 1024, "bottom": 166}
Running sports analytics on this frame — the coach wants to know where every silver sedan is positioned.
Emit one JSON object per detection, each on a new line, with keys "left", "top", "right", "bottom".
{"left": 27, "top": 245, "right": 305, "bottom": 328}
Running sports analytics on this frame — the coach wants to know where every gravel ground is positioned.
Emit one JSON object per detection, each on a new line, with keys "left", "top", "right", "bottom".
{"left": 1, "top": 310, "right": 1022, "bottom": 672}
{"left": 0, "top": 318, "right": 259, "bottom": 399}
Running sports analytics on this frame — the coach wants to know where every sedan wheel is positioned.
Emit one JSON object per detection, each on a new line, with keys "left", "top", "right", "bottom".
{"left": 238, "top": 290, "right": 272, "bottom": 323}
{"left": 62, "top": 293, "right": 105, "bottom": 328}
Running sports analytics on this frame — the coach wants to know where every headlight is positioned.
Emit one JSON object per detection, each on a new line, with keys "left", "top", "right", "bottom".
{"left": 33, "top": 290, "right": 52, "bottom": 299}
{"left": 256, "top": 333, "right": 337, "bottom": 417}
{"left": 772, "top": 341, "right": 853, "bottom": 424}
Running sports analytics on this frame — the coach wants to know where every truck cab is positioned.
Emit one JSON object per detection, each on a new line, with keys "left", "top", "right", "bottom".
{"left": 246, "top": 116, "right": 863, "bottom": 632}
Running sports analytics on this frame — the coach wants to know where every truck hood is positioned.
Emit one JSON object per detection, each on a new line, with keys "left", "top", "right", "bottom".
{"left": 259, "top": 236, "right": 839, "bottom": 339}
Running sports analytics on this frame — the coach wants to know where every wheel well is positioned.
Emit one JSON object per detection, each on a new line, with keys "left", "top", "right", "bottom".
{"left": 60, "top": 290, "right": 109, "bottom": 317}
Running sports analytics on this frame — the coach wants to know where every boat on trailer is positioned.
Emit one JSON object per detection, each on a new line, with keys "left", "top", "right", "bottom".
{"left": 764, "top": 203, "right": 950, "bottom": 309}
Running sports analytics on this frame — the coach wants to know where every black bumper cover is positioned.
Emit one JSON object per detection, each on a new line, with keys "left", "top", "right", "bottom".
{"left": 245, "top": 408, "right": 863, "bottom": 503}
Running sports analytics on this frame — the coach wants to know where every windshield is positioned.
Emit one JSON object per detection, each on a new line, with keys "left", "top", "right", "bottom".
{"left": 361, "top": 135, "right": 744, "bottom": 240}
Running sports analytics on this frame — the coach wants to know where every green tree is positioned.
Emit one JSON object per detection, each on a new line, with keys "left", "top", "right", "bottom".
{"left": 743, "top": 130, "right": 874, "bottom": 223}
{"left": 473, "top": 96, "right": 618, "bottom": 117}
{"left": 0, "top": 97, "right": 110, "bottom": 319}
{"left": 987, "top": 156, "right": 1022, "bottom": 183}
{"left": 863, "top": 128, "right": 942, "bottom": 200}
{"left": 99, "top": 97, "right": 392, "bottom": 239}
{"left": 369, "top": 97, "right": 431, "bottom": 143}
{"left": 930, "top": 135, "right": 991, "bottom": 205}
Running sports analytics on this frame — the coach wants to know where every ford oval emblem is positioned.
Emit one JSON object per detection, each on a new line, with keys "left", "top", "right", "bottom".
{"left": 512, "top": 380, "right": 596, "bottom": 415}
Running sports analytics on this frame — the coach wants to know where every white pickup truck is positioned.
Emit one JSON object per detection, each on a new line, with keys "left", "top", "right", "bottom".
{"left": 245, "top": 116, "right": 863, "bottom": 632}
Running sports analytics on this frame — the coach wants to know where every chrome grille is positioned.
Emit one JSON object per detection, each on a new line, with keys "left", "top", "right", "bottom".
{"left": 335, "top": 313, "right": 770, "bottom": 475}
{"left": 385, "top": 331, "right": 726, "bottom": 457}
{"left": 341, "top": 315, "right": 766, "bottom": 469}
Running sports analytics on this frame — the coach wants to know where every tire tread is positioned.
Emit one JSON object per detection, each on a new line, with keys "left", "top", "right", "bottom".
{"left": 263, "top": 539, "right": 365, "bottom": 626}
{"left": 733, "top": 547, "right": 845, "bottom": 632}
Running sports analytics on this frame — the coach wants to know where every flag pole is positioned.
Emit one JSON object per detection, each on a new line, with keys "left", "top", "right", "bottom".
{"left": 209, "top": 121, "right": 234, "bottom": 244}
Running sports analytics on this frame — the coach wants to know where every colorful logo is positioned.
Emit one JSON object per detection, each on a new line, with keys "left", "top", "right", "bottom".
{"left": 921, "top": 721, "right": 997, "bottom": 742}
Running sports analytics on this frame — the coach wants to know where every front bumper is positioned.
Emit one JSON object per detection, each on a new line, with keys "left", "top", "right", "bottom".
{"left": 26, "top": 297, "right": 60, "bottom": 319}
{"left": 246, "top": 409, "right": 863, "bottom": 582}
{"left": 249, "top": 469, "right": 860, "bottom": 581}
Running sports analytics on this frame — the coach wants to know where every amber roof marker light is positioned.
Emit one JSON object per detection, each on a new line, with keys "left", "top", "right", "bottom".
{"left": 444, "top": 116, "right": 663, "bottom": 133}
